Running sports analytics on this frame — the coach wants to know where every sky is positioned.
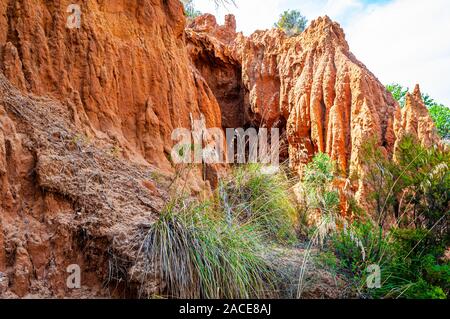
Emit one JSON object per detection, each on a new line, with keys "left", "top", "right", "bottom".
{"left": 194, "top": 0, "right": 450, "bottom": 106}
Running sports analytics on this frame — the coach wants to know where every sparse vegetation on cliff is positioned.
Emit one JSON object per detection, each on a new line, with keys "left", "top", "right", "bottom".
{"left": 274, "top": 10, "right": 308, "bottom": 36}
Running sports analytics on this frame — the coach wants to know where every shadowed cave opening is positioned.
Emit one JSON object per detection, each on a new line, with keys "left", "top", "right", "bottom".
{"left": 190, "top": 49, "right": 289, "bottom": 166}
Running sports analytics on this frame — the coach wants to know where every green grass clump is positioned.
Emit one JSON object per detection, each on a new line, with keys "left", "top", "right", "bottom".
{"left": 223, "top": 164, "right": 298, "bottom": 244}
{"left": 138, "top": 200, "right": 278, "bottom": 299}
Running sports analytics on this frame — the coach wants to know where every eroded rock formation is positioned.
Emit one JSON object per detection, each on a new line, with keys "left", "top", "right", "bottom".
{"left": 0, "top": 0, "right": 441, "bottom": 298}
{"left": 187, "top": 15, "right": 402, "bottom": 178}
{"left": 394, "top": 84, "right": 441, "bottom": 149}
{"left": 0, "top": 0, "right": 222, "bottom": 298}
{"left": 186, "top": 13, "right": 441, "bottom": 212}
{"left": 0, "top": 0, "right": 223, "bottom": 175}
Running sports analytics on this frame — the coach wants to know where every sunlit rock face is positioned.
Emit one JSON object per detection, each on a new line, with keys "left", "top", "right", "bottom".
{"left": 188, "top": 15, "right": 402, "bottom": 177}
{"left": 187, "top": 14, "right": 441, "bottom": 212}
{"left": 0, "top": 0, "right": 223, "bottom": 298}
{"left": 394, "top": 84, "right": 442, "bottom": 149}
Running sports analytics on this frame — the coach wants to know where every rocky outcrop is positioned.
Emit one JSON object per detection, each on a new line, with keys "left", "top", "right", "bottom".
{"left": 187, "top": 15, "right": 401, "bottom": 178}
{"left": 395, "top": 84, "right": 441, "bottom": 149}
{"left": 186, "top": 14, "right": 249, "bottom": 130}
{"left": 0, "top": 0, "right": 222, "bottom": 298}
{"left": 186, "top": 14, "right": 442, "bottom": 214}
{"left": 0, "top": 72, "right": 177, "bottom": 297}
{"left": 0, "top": 0, "right": 222, "bottom": 176}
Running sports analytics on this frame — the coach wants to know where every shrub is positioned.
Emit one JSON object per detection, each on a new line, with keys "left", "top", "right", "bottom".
{"left": 360, "top": 138, "right": 400, "bottom": 226}
{"left": 223, "top": 164, "right": 298, "bottom": 244}
{"left": 360, "top": 135, "right": 449, "bottom": 232}
{"left": 301, "top": 153, "right": 340, "bottom": 216}
{"left": 331, "top": 220, "right": 388, "bottom": 280}
{"left": 386, "top": 83, "right": 409, "bottom": 107}
{"left": 330, "top": 222, "right": 449, "bottom": 299}
{"left": 370, "top": 228, "right": 448, "bottom": 299}
{"left": 395, "top": 136, "right": 450, "bottom": 242}
{"left": 274, "top": 10, "right": 308, "bottom": 36}
{"left": 308, "top": 138, "right": 449, "bottom": 299}
{"left": 138, "top": 200, "right": 278, "bottom": 299}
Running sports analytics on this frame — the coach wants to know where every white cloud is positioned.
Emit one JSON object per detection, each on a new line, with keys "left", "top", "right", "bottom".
{"left": 322, "top": 0, "right": 364, "bottom": 22}
{"left": 192, "top": 0, "right": 450, "bottom": 105}
{"left": 345, "top": 0, "right": 450, "bottom": 106}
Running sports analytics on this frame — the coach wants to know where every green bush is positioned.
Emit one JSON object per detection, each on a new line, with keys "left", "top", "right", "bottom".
{"left": 331, "top": 221, "right": 388, "bottom": 279}
{"left": 274, "top": 10, "right": 308, "bottom": 36}
{"left": 428, "top": 104, "right": 450, "bottom": 139}
{"left": 370, "top": 228, "right": 448, "bottom": 299}
{"left": 301, "top": 153, "right": 340, "bottom": 215}
{"left": 386, "top": 83, "right": 409, "bottom": 107}
{"left": 360, "top": 135, "right": 449, "bottom": 234}
{"left": 223, "top": 164, "right": 298, "bottom": 244}
{"left": 330, "top": 222, "right": 449, "bottom": 299}
{"left": 306, "top": 137, "right": 449, "bottom": 299}
{"left": 138, "top": 200, "right": 278, "bottom": 299}
{"left": 395, "top": 136, "right": 450, "bottom": 242}
{"left": 360, "top": 138, "right": 400, "bottom": 226}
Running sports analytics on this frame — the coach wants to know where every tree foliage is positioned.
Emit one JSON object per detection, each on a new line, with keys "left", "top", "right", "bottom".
{"left": 428, "top": 104, "right": 450, "bottom": 139}
{"left": 386, "top": 83, "right": 409, "bottom": 107}
{"left": 361, "top": 135, "right": 449, "bottom": 238}
{"left": 274, "top": 10, "right": 308, "bottom": 36}
{"left": 332, "top": 136, "right": 450, "bottom": 299}
{"left": 394, "top": 136, "right": 450, "bottom": 241}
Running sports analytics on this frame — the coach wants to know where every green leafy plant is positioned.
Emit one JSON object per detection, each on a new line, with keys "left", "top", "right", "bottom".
{"left": 395, "top": 136, "right": 450, "bottom": 241}
{"left": 360, "top": 138, "right": 400, "bottom": 226}
{"left": 428, "top": 104, "right": 450, "bottom": 139}
{"left": 223, "top": 164, "right": 298, "bottom": 244}
{"left": 301, "top": 153, "right": 340, "bottom": 215}
{"left": 274, "top": 10, "right": 308, "bottom": 36}
{"left": 386, "top": 83, "right": 409, "bottom": 107}
{"left": 314, "top": 136, "right": 450, "bottom": 299}
{"left": 371, "top": 228, "right": 448, "bottom": 299}
{"left": 331, "top": 220, "right": 388, "bottom": 279}
{"left": 138, "top": 199, "right": 278, "bottom": 299}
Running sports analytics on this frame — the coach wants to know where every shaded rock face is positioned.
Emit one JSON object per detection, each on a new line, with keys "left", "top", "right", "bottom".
{"left": 186, "top": 15, "right": 246, "bottom": 129}
{"left": 0, "top": 0, "right": 441, "bottom": 298}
